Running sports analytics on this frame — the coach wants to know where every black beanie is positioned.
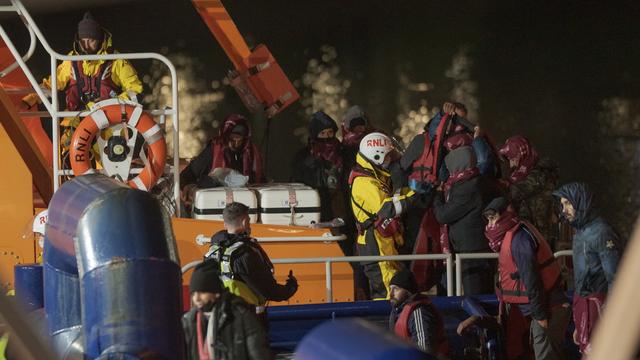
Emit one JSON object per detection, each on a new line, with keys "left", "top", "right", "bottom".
{"left": 483, "top": 197, "right": 509, "bottom": 216}
{"left": 189, "top": 260, "right": 223, "bottom": 294}
{"left": 390, "top": 269, "right": 418, "bottom": 294}
{"left": 77, "top": 12, "right": 103, "bottom": 40}
{"left": 308, "top": 111, "right": 338, "bottom": 139}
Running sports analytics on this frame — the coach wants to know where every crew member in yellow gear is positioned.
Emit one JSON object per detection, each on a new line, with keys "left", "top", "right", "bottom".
{"left": 22, "top": 12, "right": 143, "bottom": 164}
{"left": 349, "top": 132, "right": 416, "bottom": 299}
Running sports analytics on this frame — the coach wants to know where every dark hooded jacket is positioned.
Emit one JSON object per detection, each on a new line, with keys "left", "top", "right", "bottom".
{"left": 291, "top": 111, "right": 347, "bottom": 221}
{"left": 180, "top": 114, "right": 264, "bottom": 190}
{"left": 433, "top": 147, "right": 498, "bottom": 252}
{"left": 553, "top": 182, "right": 622, "bottom": 296}
{"left": 182, "top": 291, "right": 272, "bottom": 360}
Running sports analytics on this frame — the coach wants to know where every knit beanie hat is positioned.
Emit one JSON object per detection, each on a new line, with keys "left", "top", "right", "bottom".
{"left": 483, "top": 197, "right": 509, "bottom": 216}
{"left": 189, "top": 260, "right": 223, "bottom": 294}
{"left": 77, "top": 12, "right": 103, "bottom": 40}
{"left": 390, "top": 269, "right": 418, "bottom": 294}
{"left": 308, "top": 111, "right": 338, "bottom": 139}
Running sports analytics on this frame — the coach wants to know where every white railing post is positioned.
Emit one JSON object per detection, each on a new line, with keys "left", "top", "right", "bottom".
{"left": 325, "top": 260, "right": 333, "bottom": 303}
{"left": 455, "top": 254, "right": 463, "bottom": 297}
{"left": 50, "top": 56, "right": 59, "bottom": 190}
{"left": 446, "top": 253, "right": 454, "bottom": 297}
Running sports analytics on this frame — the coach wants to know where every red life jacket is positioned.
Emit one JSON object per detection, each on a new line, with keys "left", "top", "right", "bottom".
{"left": 394, "top": 296, "right": 450, "bottom": 356}
{"left": 408, "top": 114, "right": 452, "bottom": 186}
{"left": 211, "top": 138, "right": 264, "bottom": 183}
{"left": 497, "top": 220, "right": 561, "bottom": 304}
{"left": 66, "top": 60, "right": 118, "bottom": 111}
{"left": 410, "top": 209, "right": 444, "bottom": 292}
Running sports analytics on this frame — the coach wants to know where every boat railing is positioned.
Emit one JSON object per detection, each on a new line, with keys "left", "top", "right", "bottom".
{"left": 184, "top": 249, "right": 575, "bottom": 302}
{"left": 0, "top": 0, "right": 181, "bottom": 214}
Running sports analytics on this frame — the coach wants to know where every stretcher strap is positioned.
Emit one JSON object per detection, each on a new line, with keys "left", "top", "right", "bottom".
{"left": 225, "top": 188, "right": 235, "bottom": 205}
{"left": 288, "top": 188, "right": 298, "bottom": 225}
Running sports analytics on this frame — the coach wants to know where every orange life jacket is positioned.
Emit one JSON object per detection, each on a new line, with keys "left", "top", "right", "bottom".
{"left": 497, "top": 221, "right": 561, "bottom": 304}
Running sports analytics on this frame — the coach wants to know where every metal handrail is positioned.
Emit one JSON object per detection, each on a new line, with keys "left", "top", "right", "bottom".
{"left": 454, "top": 250, "right": 574, "bottom": 296}
{"left": 182, "top": 253, "right": 455, "bottom": 301}
{"left": 0, "top": 8, "right": 36, "bottom": 77}
{"left": 0, "top": 0, "right": 181, "bottom": 214}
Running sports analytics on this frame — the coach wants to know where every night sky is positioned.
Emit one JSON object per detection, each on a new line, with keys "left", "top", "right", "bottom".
{"left": 4, "top": 0, "right": 640, "bottom": 235}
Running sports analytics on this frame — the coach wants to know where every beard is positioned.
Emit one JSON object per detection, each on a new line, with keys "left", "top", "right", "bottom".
{"left": 197, "top": 301, "right": 215, "bottom": 312}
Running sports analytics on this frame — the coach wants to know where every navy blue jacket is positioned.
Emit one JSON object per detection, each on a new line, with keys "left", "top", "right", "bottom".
{"left": 511, "top": 228, "right": 566, "bottom": 320}
{"left": 389, "top": 294, "right": 439, "bottom": 354}
{"left": 553, "top": 183, "right": 622, "bottom": 296}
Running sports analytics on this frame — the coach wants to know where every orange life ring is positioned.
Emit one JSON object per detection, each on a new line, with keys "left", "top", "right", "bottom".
{"left": 69, "top": 101, "right": 166, "bottom": 191}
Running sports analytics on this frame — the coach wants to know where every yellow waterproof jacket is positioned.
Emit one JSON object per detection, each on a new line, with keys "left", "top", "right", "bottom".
{"left": 350, "top": 153, "right": 414, "bottom": 254}
{"left": 23, "top": 32, "right": 142, "bottom": 108}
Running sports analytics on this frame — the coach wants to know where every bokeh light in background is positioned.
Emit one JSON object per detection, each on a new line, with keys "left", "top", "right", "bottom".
{"left": 143, "top": 52, "right": 226, "bottom": 159}
{"left": 293, "top": 45, "right": 351, "bottom": 144}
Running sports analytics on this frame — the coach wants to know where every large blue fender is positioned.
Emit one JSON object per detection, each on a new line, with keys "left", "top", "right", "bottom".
{"left": 295, "top": 318, "right": 433, "bottom": 360}
{"left": 43, "top": 174, "right": 184, "bottom": 359}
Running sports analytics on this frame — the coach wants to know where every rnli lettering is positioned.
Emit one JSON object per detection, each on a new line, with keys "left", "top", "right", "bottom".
{"left": 366, "top": 138, "right": 389, "bottom": 147}
{"left": 74, "top": 128, "right": 93, "bottom": 162}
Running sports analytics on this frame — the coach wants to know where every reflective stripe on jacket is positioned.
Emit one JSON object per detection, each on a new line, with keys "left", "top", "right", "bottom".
{"left": 207, "top": 241, "right": 268, "bottom": 306}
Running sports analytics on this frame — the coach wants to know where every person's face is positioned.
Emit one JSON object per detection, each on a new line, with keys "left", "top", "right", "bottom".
{"left": 454, "top": 106, "right": 468, "bottom": 118}
{"left": 485, "top": 213, "right": 500, "bottom": 227}
{"left": 227, "top": 133, "right": 245, "bottom": 152}
{"left": 191, "top": 291, "right": 220, "bottom": 310}
{"left": 560, "top": 197, "right": 576, "bottom": 222}
{"left": 317, "top": 128, "right": 335, "bottom": 139}
{"left": 390, "top": 285, "right": 410, "bottom": 305}
{"left": 351, "top": 125, "right": 366, "bottom": 134}
{"left": 508, "top": 157, "right": 519, "bottom": 169}
{"left": 79, "top": 38, "right": 100, "bottom": 54}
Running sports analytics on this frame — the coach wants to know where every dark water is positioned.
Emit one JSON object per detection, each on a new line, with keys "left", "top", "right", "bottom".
{"left": 5, "top": 0, "right": 639, "bottom": 236}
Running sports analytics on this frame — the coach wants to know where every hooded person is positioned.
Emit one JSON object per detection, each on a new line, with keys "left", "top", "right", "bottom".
{"left": 181, "top": 259, "right": 272, "bottom": 360}
{"left": 291, "top": 111, "right": 355, "bottom": 255}
{"left": 498, "top": 135, "right": 561, "bottom": 250}
{"left": 291, "top": 110, "right": 343, "bottom": 194}
{"left": 22, "top": 11, "right": 143, "bottom": 112}
{"left": 180, "top": 114, "right": 264, "bottom": 204}
{"left": 348, "top": 132, "right": 416, "bottom": 299}
{"left": 388, "top": 269, "right": 449, "bottom": 358}
{"left": 341, "top": 106, "right": 373, "bottom": 160}
{"left": 432, "top": 146, "right": 497, "bottom": 295}
{"left": 483, "top": 197, "right": 569, "bottom": 360}
{"left": 552, "top": 182, "right": 622, "bottom": 355}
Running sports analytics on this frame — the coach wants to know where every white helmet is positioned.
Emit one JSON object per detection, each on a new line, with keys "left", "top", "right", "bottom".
{"left": 359, "top": 132, "right": 394, "bottom": 166}
{"left": 32, "top": 210, "right": 48, "bottom": 235}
